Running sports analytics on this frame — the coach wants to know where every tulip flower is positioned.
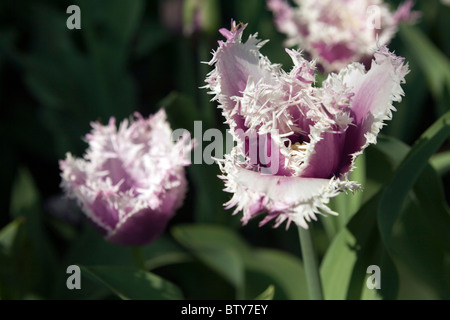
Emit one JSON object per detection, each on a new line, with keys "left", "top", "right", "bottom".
{"left": 205, "top": 21, "right": 409, "bottom": 229}
{"left": 267, "top": 0, "right": 419, "bottom": 72}
{"left": 59, "top": 110, "right": 192, "bottom": 246}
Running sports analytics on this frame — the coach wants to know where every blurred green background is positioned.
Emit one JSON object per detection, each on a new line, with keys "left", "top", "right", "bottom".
{"left": 0, "top": 0, "right": 449, "bottom": 300}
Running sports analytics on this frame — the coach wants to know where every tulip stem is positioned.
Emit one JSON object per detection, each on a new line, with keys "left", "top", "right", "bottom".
{"left": 132, "top": 247, "right": 146, "bottom": 271}
{"left": 298, "top": 226, "right": 324, "bottom": 300}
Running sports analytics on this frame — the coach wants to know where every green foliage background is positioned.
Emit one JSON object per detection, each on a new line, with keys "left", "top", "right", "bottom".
{"left": 0, "top": 0, "right": 449, "bottom": 300}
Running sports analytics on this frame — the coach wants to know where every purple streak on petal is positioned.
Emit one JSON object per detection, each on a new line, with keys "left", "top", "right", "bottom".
{"left": 107, "top": 208, "right": 171, "bottom": 246}
{"left": 311, "top": 42, "right": 356, "bottom": 66}
{"left": 345, "top": 51, "right": 403, "bottom": 125}
{"left": 337, "top": 47, "right": 409, "bottom": 175}
{"left": 287, "top": 104, "right": 314, "bottom": 143}
{"left": 216, "top": 39, "right": 264, "bottom": 100}
{"left": 211, "top": 21, "right": 273, "bottom": 134}
{"left": 219, "top": 27, "right": 234, "bottom": 40}
{"left": 159, "top": 169, "right": 188, "bottom": 214}
{"left": 338, "top": 112, "right": 373, "bottom": 175}
{"left": 300, "top": 128, "right": 347, "bottom": 178}
{"left": 101, "top": 158, "right": 137, "bottom": 193}
{"left": 90, "top": 192, "right": 121, "bottom": 230}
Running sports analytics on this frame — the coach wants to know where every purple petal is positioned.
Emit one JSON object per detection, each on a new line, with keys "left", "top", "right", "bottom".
{"left": 267, "top": 0, "right": 419, "bottom": 73}
{"left": 206, "top": 21, "right": 273, "bottom": 134}
{"left": 300, "top": 128, "right": 347, "bottom": 179}
{"left": 267, "top": 0, "right": 309, "bottom": 38}
{"left": 236, "top": 131, "right": 292, "bottom": 176}
{"left": 59, "top": 109, "right": 193, "bottom": 246}
{"left": 213, "top": 22, "right": 268, "bottom": 99}
{"left": 89, "top": 192, "right": 121, "bottom": 230}
{"left": 393, "top": 0, "right": 421, "bottom": 23}
{"left": 219, "top": 155, "right": 359, "bottom": 229}
{"left": 338, "top": 47, "right": 409, "bottom": 175}
{"left": 311, "top": 42, "right": 356, "bottom": 68}
{"left": 107, "top": 208, "right": 171, "bottom": 246}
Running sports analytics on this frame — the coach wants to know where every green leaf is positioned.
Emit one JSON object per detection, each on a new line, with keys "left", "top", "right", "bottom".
{"left": 18, "top": 3, "right": 138, "bottom": 158}
{"left": 142, "top": 236, "right": 193, "bottom": 271}
{"left": 135, "top": 20, "right": 171, "bottom": 57}
{"left": 321, "top": 136, "right": 416, "bottom": 300}
{"left": 378, "top": 111, "right": 450, "bottom": 249}
{"left": 388, "top": 164, "right": 450, "bottom": 299}
{"left": 400, "top": 25, "right": 450, "bottom": 112}
{"left": 321, "top": 194, "right": 392, "bottom": 300}
{"left": 0, "top": 217, "right": 25, "bottom": 299}
{"left": 374, "top": 118, "right": 450, "bottom": 299}
{"left": 253, "top": 285, "right": 275, "bottom": 300}
{"left": 383, "top": 35, "right": 428, "bottom": 143}
{"left": 322, "top": 135, "right": 409, "bottom": 242}
{"left": 81, "top": 266, "right": 183, "bottom": 300}
{"left": 80, "top": 0, "right": 144, "bottom": 68}
{"left": 0, "top": 218, "right": 24, "bottom": 256}
{"left": 183, "top": 0, "right": 220, "bottom": 36}
{"left": 9, "top": 167, "right": 58, "bottom": 298}
{"left": 245, "top": 249, "right": 308, "bottom": 300}
{"left": 172, "top": 224, "right": 248, "bottom": 295}
{"left": 198, "top": 0, "right": 220, "bottom": 36}
{"left": 51, "top": 225, "right": 187, "bottom": 299}
{"left": 160, "top": 92, "right": 200, "bottom": 133}
{"left": 172, "top": 224, "right": 307, "bottom": 299}
{"left": 322, "top": 191, "right": 403, "bottom": 300}
{"left": 430, "top": 151, "right": 450, "bottom": 176}
{"left": 188, "top": 163, "right": 237, "bottom": 225}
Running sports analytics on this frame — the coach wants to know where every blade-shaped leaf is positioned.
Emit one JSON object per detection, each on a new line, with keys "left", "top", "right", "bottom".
{"left": 389, "top": 164, "right": 450, "bottom": 299}
{"left": 51, "top": 226, "right": 187, "bottom": 299}
{"left": 321, "top": 193, "right": 397, "bottom": 300}
{"left": 430, "top": 151, "right": 450, "bottom": 176}
{"left": 253, "top": 285, "right": 275, "bottom": 300}
{"left": 9, "top": 167, "right": 58, "bottom": 298}
{"left": 0, "top": 218, "right": 24, "bottom": 256}
{"left": 81, "top": 266, "right": 183, "bottom": 300}
{"left": 172, "top": 224, "right": 307, "bottom": 299}
{"left": 245, "top": 249, "right": 308, "bottom": 300}
{"left": 378, "top": 111, "right": 450, "bottom": 249}
{"left": 321, "top": 136, "right": 411, "bottom": 300}
{"left": 400, "top": 25, "right": 450, "bottom": 110}
{"left": 172, "top": 224, "right": 248, "bottom": 294}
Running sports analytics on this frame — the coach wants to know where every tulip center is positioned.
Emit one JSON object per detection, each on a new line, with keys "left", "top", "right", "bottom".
{"left": 102, "top": 158, "right": 137, "bottom": 193}
{"left": 291, "top": 141, "right": 308, "bottom": 153}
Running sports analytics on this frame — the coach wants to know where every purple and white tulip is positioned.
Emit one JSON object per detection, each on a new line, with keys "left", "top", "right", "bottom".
{"left": 205, "top": 21, "right": 409, "bottom": 229}
{"left": 59, "top": 110, "right": 192, "bottom": 246}
{"left": 268, "top": 0, "right": 419, "bottom": 72}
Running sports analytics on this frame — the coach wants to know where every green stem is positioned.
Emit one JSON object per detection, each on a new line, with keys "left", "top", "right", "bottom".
{"left": 298, "top": 226, "right": 324, "bottom": 300}
{"left": 131, "top": 247, "right": 146, "bottom": 271}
